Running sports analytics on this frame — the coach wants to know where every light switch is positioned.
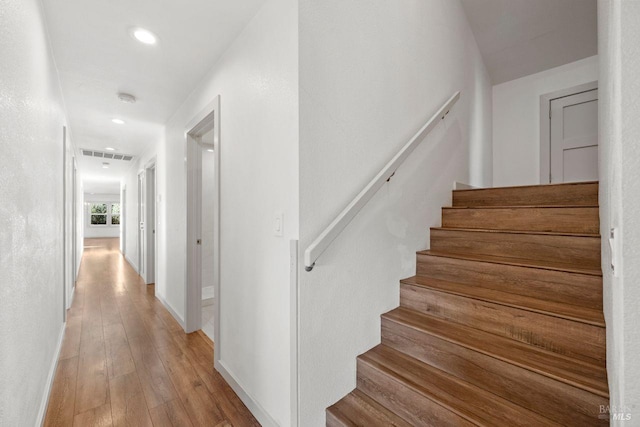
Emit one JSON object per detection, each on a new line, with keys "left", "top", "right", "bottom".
{"left": 274, "top": 212, "right": 284, "bottom": 237}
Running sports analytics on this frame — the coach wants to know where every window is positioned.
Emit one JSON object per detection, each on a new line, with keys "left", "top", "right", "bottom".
{"left": 90, "top": 203, "right": 108, "bottom": 225}
{"left": 89, "top": 202, "right": 121, "bottom": 226}
{"left": 111, "top": 203, "right": 120, "bottom": 225}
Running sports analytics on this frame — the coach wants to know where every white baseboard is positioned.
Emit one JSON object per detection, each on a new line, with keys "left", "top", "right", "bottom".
{"left": 36, "top": 322, "right": 66, "bottom": 426}
{"left": 453, "top": 181, "right": 479, "bottom": 190}
{"left": 216, "top": 360, "right": 278, "bottom": 427}
{"left": 66, "top": 285, "right": 75, "bottom": 311}
{"left": 156, "top": 293, "right": 186, "bottom": 330}
{"left": 124, "top": 254, "right": 139, "bottom": 274}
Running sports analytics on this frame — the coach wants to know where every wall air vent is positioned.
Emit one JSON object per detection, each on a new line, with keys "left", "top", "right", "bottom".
{"left": 81, "top": 149, "right": 135, "bottom": 162}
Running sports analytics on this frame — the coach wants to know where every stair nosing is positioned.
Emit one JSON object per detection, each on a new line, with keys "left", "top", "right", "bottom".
{"left": 418, "top": 249, "right": 603, "bottom": 277}
{"left": 430, "top": 226, "right": 601, "bottom": 238}
{"left": 400, "top": 276, "right": 605, "bottom": 327}
{"left": 360, "top": 345, "right": 563, "bottom": 426}
{"left": 327, "top": 389, "right": 413, "bottom": 427}
{"left": 382, "top": 307, "right": 609, "bottom": 398}
{"left": 443, "top": 205, "right": 599, "bottom": 209}
{"left": 452, "top": 181, "right": 598, "bottom": 193}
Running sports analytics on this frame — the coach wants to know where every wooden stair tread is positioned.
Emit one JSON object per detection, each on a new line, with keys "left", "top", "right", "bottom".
{"left": 444, "top": 204, "right": 599, "bottom": 209}
{"left": 382, "top": 307, "right": 609, "bottom": 398}
{"left": 431, "top": 226, "right": 600, "bottom": 238}
{"left": 326, "top": 389, "right": 412, "bottom": 427}
{"left": 453, "top": 181, "right": 598, "bottom": 193}
{"left": 360, "top": 345, "right": 563, "bottom": 426}
{"left": 452, "top": 181, "right": 598, "bottom": 207}
{"left": 441, "top": 206, "right": 599, "bottom": 234}
{"left": 419, "top": 250, "right": 602, "bottom": 276}
{"left": 401, "top": 275, "right": 605, "bottom": 326}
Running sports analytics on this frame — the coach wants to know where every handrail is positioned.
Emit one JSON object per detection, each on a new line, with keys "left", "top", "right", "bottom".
{"left": 304, "top": 91, "right": 460, "bottom": 272}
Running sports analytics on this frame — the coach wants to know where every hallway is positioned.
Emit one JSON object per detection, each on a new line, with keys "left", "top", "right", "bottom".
{"left": 44, "top": 238, "right": 258, "bottom": 426}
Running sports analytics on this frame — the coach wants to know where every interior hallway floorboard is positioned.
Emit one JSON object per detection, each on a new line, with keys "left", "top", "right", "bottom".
{"left": 44, "top": 238, "right": 259, "bottom": 427}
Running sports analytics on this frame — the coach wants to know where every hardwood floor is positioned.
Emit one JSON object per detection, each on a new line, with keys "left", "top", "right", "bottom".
{"left": 44, "top": 238, "right": 259, "bottom": 427}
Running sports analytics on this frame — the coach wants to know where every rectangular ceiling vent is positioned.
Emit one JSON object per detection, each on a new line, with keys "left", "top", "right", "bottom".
{"left": 81, "top": 149, "right": 135, "bottom": 161}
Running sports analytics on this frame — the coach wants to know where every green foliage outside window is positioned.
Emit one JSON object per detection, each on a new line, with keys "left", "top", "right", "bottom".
{"left": 90, "top": 203, "right": 108, "bottom": 225}
{"left": 89, "top": 202, "right": 121, "bottom": 225}
{"left": 111, "top": 203, "right": 121, "bottom": 225}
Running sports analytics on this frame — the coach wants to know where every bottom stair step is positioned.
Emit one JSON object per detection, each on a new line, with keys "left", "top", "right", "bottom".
{"left": 357, "top": 345, "right": 562, "bottom": 427}
{"left": 326, "top": 389, "right": 412, "bottom": 427}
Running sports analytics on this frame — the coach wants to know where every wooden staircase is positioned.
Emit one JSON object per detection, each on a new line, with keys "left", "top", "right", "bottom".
{"left": 327, "top": 181, "right": 609, "bottom": 426}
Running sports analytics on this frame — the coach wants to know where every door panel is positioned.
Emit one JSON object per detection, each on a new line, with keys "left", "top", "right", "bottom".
{"left": 550, "top": 89, "right": 598, "bottom": 183}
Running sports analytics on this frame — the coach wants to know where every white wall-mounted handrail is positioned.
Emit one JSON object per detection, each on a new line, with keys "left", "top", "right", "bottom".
{"left": 304, "top": 91, "right": 460, "bottom": 272}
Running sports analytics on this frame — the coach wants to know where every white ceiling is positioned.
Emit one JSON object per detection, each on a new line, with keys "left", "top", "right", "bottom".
{"left": 461, "top": 0, "right": 597, "bottom": 84}
{"left": 42, "top": 0, "right": 265, "bottom": 190}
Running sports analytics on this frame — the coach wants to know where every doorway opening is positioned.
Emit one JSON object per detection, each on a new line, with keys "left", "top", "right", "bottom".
{"left": 185, "top": 96, "right": 221, "bottom": 355}
{"left": 540, "top": 81, "right": 598, "bottom": 184}
{"left": 145, "top": 161, "right": 157, "bottom": 285}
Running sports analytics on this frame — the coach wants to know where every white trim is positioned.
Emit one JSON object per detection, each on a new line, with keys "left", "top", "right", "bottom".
{"left": 37, "top": 322, "right": 65, "bottom": 426}
{"left": 66, "top": 285, "right": 75, "bottom": 311}
{"left": 453, "top": 181, "right": 478, "bottom": 190}
{"left": 216, "top": 360, "right": 279, "bottom": 427}
{"left": 539, "top": 81, "right": 598, "bottom": 184}
{"left": 185, "top": 93, "right": 221, "bottom": 365}
{"left": 290, "top": 239, "right": 299, "bottom": 427}
{"left": 124, "top": 254, "right": 139, "bottom": 275}
{"left": 156, "top": 293, "right": 186, "bottom": 329}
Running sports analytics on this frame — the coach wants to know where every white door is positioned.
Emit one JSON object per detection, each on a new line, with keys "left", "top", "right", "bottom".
{"left": 145, "top": 166, "right": 156, "bottom": 284}
{"left": 550, "top": 89, "right": 598, "bottom": 183}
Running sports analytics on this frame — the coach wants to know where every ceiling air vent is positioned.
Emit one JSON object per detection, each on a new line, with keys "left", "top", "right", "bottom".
{"left": 81, "top": 149, "right": 135, "bottom": 162}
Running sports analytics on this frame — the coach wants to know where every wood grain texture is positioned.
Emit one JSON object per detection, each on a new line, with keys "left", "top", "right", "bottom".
{"left": 401, "top": 275, "right": 604, "bottom": 326}
{"left": 44, "top": 356, "right": 78, "bottom": 426}
{"left": 442, "top": 206, "right": 600, "bottom": 233}
{"left": 452, "top": 181, "right": 598, "bottom": 207}
{"left": 400, "top": 282, "right": 606, "bottom": 365}
{"left": 430, "top": 227, "right": 601, "bottom": 268}
{"left": 149, "top": 400, "right": 194, "bottom": 427}
{"left": 109, "top": 371, "right": 153, "bottom": 427}
{"left": 358, "top": 345, "right": 561, "bottom": 426}
{"left": 416, "top": 251, "right": 603, "bottom": 310}
{"left": 328, "top": 183, "right": 608, "bottom": 425}
{"left": 44, "top": 238, "right": 258, "bottom": 427}
{"left": 382, "top": 308, "right": 608, "bottom": 397}
{"left": 326, "top": 389, "right": 412, "bottom": 427}
{"left": 382, "top": 308, "right": 608, "bottom": 425}
{"left": 73, "top": 403, "right": 113, "bottom": 427}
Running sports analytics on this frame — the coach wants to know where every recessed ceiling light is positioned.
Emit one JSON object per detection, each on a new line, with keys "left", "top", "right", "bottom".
{"left": 132, "top": 28, "right": 157, "bottom": 45}
{"left": 105, "top": 147, "right": 116, "bottom": 151}
{"left": 207, "top": 149, "right": 214, "bottom": 152}
{"left": 112, "top": 118, "right": 125, "bottom": 125}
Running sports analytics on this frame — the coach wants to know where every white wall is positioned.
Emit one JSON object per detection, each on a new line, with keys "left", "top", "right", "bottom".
{"left": 83, "top": 193, "right": 120, "bottom": 238}
{"left": 493, "top": 55, "right": 599, "bottom": 186}
{"left": 123, "top": 0, "right": 299, "bottom": 424}
{"left": 0, "top": 0, "right": 69, "bottom": 424}
{"left": 599, "top": 0, "right": 640, "bottom": 422}
{"left": 298, "top": 1, "right": 492, "bottom": 424}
